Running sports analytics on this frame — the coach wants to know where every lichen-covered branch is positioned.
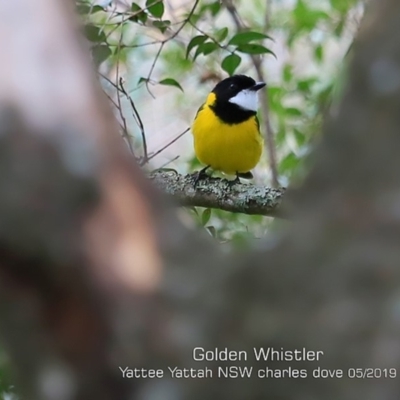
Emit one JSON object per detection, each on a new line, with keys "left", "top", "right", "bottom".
{"left": 149, "top": 170, "right": 285, "bottom": 216}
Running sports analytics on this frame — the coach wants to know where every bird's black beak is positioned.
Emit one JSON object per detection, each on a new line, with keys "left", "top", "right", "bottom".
{"left": 250, "top": 82, "right": 266, "bottom": 91}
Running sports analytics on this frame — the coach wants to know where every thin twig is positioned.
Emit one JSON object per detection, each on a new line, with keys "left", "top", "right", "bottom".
{"left": 95, "top": 0, "right": 200, "bottom": 162}
{"left": 115, "top": 28, "right": 135, "bottom": 155}
{"left": 142, "top": 0, "right": 200, "bottom": 90}
{"left": 102, "top": 0, "right": 200, "bottom": 51}
{"left": 145, "top": 42, "right": 164, "bottom": 98}
{"left": 119, "top": 78, "right": 148, "bottom": 164}
{"left": 158, "top": 155, "right": 180, "bottom": 169}
{"left": 147, "top": 127, "right": 190, "bottom": 162}
{"left": 264, "top": 0, "right": 272, "bottom": 32}
{"left": 165, "top": 0, "right": 200, "bottom": 42}
{"left": 103, "top": 90, "right": 127, "bottom": 132}
{"left": 253, "top": 63, "right": 279, "bottom": 187}
{"left": 99, "top": 72, "right": 119, "bottom": 90}
{"left": 189, "top": 21, "right": 234, "bottom": 54}
{"left": 103, "top": 88, "right": 119, "bottom": 109}
{"left": 102, "top": 0, "right": 165, "bottom": 41}
{"left": 99, "top": 1, "right": 117, "bottom": 36}
{"left": 100, "top": 72, "right": 148, "bottom": 163}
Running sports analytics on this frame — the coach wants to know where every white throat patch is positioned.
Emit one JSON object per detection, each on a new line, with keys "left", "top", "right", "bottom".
{"left": 228, "top": 89, "right": 258, "bottom": 112}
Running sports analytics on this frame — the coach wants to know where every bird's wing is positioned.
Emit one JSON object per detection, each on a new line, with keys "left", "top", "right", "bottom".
{"left": 193, "top": 103, "right": 205, "bottom": 120}
{"left": 255, "top": 115, "right": 261, "bottom": 135}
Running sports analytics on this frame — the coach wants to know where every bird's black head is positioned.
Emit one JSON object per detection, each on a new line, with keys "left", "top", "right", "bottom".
{"left": 212, "top": 75, "right": 257, "bottom": 102}
{"left": 210, "top": 75, "right": 265, "bottom": 123}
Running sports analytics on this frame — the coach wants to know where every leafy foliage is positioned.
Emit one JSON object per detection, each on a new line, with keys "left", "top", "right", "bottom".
{"left": 159, "top": 78, "right": 183, "bottom": 91}
{"left": 73, "top": 0, "right": 363, "bottom": 241}
{"left": 221, "top": 53, "right": 241, "bottom": 75}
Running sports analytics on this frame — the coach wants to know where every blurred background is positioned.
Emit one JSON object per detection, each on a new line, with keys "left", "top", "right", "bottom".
{"left": 78, "top": 0, "right": 363, "bottom": 241}
{"left": 0, "top": 0, "right": 366, "bottom": 398}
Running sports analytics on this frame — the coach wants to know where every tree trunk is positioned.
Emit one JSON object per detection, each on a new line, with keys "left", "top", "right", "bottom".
{"left": 0, "top": 0, "right": 399, "bottom": 399}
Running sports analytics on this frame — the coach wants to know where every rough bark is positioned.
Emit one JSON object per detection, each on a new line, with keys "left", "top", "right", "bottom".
{"left": 0, "top": 0, "right": 400, "bottom": 400}
{"left": 149, "top": 170, "right": 285, "bottom": 216}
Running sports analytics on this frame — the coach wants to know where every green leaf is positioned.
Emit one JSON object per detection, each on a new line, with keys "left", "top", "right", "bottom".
{"left": 236, "top": 43, "right": 275, "bottom": 56}
{"left": 314, "top": 44, "right": 323, "bottom": 63}
{"left": 146, "top": 0, "right": 164, "bottom": 18}
{"left": 201, "top": 208, "right": 212, "bottom": 226}
{"left": 186, "top": 35, "right": 207, "bottom": 58}
{"left": 194, "top": 42, "right": 219, "bottom": 60}
{"left": 138, "top": 77, "right": 149, "bottom": 85}
{"left": 84, "top": 25, "right": 106, "bottom": 43}
{"left": 91, "top": 5, "right": 105, "bottom": 13}
{"left": 92, "top": 45, "right": 112, "bottom": 66}
{"left": 207, "top": 226, "right": 217, "bottom": 238}
{"left": 189, "top": 11, "right": 201, "bottom": 25}
{"left": 153, "top": 20, "right": 171, "bottom": 33}
{"left": 131, "top": 3, "right": 148, "bottom": 23}
{"left": 208, "top": 1, "right": 221, "bottom": 16}
{"left": 159, "top": 78, "right": 183, "bottom": 92}
{"left": 215, "top": 27, "right": 229, "bottom": 42}
{"left": 279, "top": 152, "right": 300, "bottom": 174}
{"left": 294, "top": 129, "right": 306, "bottom": 146}
{"left": 334, "top": 19, "right": 345, "bottom": 37}
{"left": 330, "top": 0, "right": 355, "bottom": 13}
{"left": 190, "top": 207, "right": 199, "bottom": 216}
{"left": 221, "top": 53, "right": 241, "bottom": 76}
{"left": 77, "top": 4, "right": 104, "bottom": 14}
{"left": 297, "top": 78, "right": 317, "bottom": 93}
{"left": 268, "top": 86, "right": 285, "bottom": 115}
{"left": 283, "top": 64, "right": 293, "bottom": 82}
{"left": 275, "top": 128, "right": 286, "bottom": 146}
{"left": 294, "top": 1, "right": 329, "bottom": 31}
{"left": 228, "top": 31, "right": 272, "bottom": 46}
{"left": 77, "top": 3, "right": 90, "bottom": 14}
{"left": 285, "top": 107, "right": 302, "bottom": 117}
{"left": 131, "top": 2, "right": 141, "bottom": 12}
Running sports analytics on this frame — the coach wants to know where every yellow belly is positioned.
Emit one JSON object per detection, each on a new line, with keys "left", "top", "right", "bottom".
{"left": 192, "top": 105, "right": 263, "bottom": 175}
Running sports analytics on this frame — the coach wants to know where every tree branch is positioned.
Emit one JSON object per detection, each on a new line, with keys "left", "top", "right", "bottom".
{"left": 149, "top": 170, "right": 285, "bottom": 216}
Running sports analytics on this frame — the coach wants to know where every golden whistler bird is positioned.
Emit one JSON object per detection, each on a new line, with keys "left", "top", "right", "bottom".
{"left": 192, "top": 74, "right": 265, "bottom": 185}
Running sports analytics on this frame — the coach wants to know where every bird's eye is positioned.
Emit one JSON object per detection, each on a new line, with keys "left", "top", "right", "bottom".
{"left": 229, "top": 83, "right": 237, "bottom": 90}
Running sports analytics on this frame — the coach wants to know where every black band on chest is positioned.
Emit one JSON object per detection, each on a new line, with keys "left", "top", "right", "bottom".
{"left": 210, "top": 102, "right": 256, "bottom": 124}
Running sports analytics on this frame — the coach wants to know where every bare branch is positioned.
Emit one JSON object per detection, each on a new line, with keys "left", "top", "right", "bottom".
{"left": 119, "top": 78, "right": 148, "bottom": 163}
{"left": 145, "top": 42, "right": 165, "bottom": 97}
{"left": 146, "top": 127, "right": 189, "bottom": 162}
{"left": 115, "top": 28, "right": 135, "bottom": 154}
{"left": 253, "top": 64, "right": 279, "bottom": 187}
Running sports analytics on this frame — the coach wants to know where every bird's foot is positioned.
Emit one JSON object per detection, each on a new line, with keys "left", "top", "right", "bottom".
{"left": 225, "top": 174, "right": 241, "bottom": 187}
{"left": 237, "top": 171, "right": 253, "bottom": 180}
{"left": 193, "top": 166, "right": 210, "bottom": 188}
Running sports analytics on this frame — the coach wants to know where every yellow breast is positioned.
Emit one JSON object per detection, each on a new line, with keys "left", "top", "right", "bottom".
{"left": 192, "top": 93, "right": 263, "bottom": 175}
